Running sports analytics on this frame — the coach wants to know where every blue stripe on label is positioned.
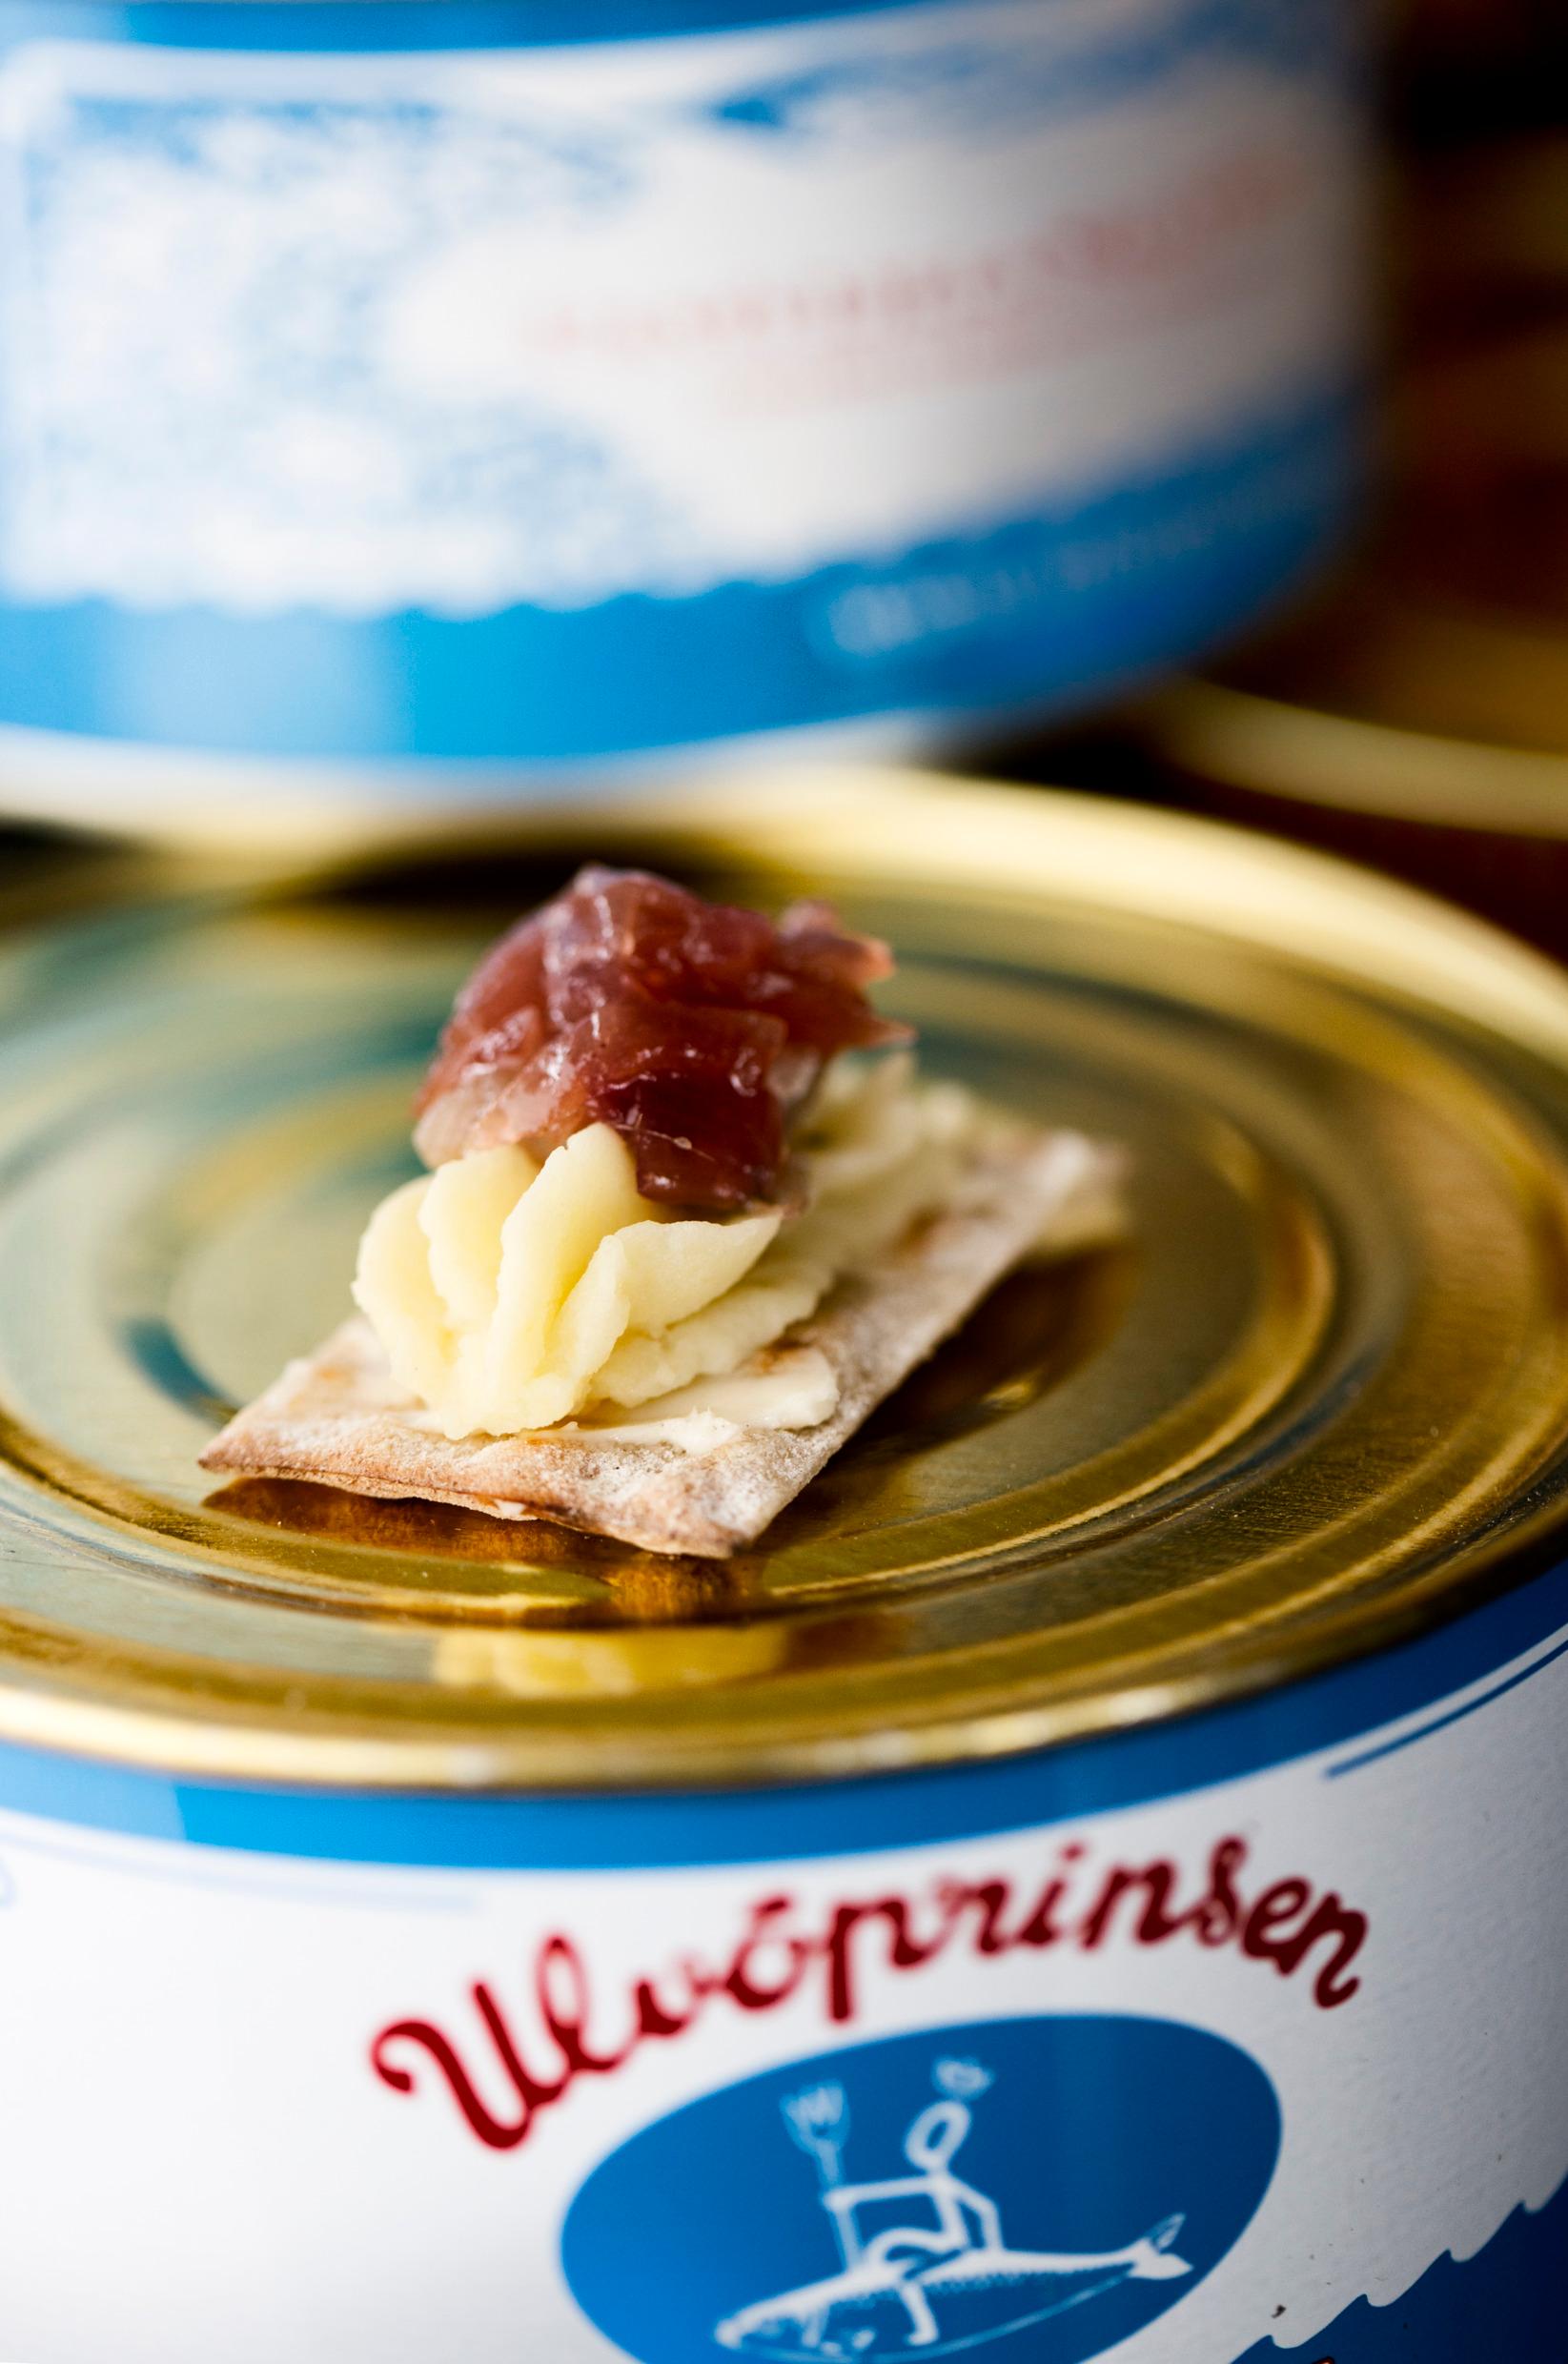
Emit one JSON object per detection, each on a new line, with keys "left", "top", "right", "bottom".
{"left": 0, "top": 0, "right": 1360, "bottom": 57}
{"left": 1233, "top": 2168, "right": 1568, "bottom": 2364}
{"left": 0, "top": 0, "right": 1364, "bottom": 62}
{"left": 1325, "top": 1629, "right": 1568, "bottom": 1776}
{"left": 0, "top": 0, "right": 975, "bottom": 56}
{"left": 0, "top": 391, "right": 1358, "bottom": 764}
{"left": 0, "top": 1550, "right": 1563, "bottom": 1869}
{"left": 0, "top": 1735, "right": 186, "bottom": 1842}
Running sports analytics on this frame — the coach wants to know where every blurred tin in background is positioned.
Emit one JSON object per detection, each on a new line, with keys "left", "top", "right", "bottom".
{"left": 1117, "top": 4, "right": 1568, "bottom": 953}
{"left": 1130, "top": 318, "right": 1568, "bottom": 951}
{"left": 0, "top": 0, "right": 1369, "bottom": 843}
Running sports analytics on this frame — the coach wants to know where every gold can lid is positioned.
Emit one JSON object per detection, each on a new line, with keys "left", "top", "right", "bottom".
{"left": 4, "top": 772, "right": 1568, "bottom": 1789}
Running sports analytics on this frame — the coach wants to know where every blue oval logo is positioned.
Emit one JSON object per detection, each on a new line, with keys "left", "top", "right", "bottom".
{"left": 563, "top": 2013, "right": 1280, "bottom": 2361}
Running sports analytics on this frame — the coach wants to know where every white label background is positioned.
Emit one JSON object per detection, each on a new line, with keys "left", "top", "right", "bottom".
{"left": 0, "top": 1620, "right": 1562, "bottom": 2362}
{"left": 0, "top": 0, "right": 1364, "bottom": 616}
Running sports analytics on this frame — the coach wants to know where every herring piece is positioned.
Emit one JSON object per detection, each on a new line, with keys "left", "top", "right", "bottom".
{"left": 201, "top": 1130, "right": 1122, "bottom": 1559}
{"left": 413, "top": 866, "right": 908, "bottom": 1206}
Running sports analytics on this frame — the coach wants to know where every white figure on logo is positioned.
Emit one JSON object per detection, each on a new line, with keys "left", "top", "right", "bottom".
{"left": 715, "top": 2059, "right": 1191, "bottom": 2357}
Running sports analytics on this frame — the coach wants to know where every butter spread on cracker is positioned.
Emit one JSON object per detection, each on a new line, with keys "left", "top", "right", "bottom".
{"left": 354, "top": 1053, "right": 986, "bottom": 1441}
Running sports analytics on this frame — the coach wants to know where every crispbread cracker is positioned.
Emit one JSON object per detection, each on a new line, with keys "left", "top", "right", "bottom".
{"left": 201, "top": 1131, "right": 1119, "bottom": 1558}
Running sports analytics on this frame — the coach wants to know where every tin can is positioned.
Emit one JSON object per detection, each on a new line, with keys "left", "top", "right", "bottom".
{"left": 1, "top": 777, "right": 1566, "bottom": 2361}
{"left": 0, "top": 0, "right": 1368, "bottom": 841}
{"left": 1131, "top": 308, "right": 1568, "bottom": 953}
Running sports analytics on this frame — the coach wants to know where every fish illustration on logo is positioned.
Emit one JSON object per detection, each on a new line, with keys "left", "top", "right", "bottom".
{"left": 715, "top": 2058, "right": 1191, "bottom": 2357}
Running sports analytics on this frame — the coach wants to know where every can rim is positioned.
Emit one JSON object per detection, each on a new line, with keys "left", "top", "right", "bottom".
{"left": 0, "top": 1493, "right": 1563, "bottom": 1794}
{"left": 1138, "top": 677, "right": 1568, "bottom": 840}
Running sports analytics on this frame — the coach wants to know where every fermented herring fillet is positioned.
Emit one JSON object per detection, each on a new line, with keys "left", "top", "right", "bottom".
{"left": 200, "top": 1131, "right": 1118, "bottom": 1559}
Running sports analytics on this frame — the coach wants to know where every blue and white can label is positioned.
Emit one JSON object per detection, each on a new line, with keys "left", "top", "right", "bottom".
{"left": 0, "top": 1559, "right": 1564, "bottom": 2359}
{"left": 0, "top": 0, "right": 1366, "bottom": 813}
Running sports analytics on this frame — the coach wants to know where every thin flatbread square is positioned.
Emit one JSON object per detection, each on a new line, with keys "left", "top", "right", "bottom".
{"left": 202, "top": 1131, "right": 1117, "bottom": 1557}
